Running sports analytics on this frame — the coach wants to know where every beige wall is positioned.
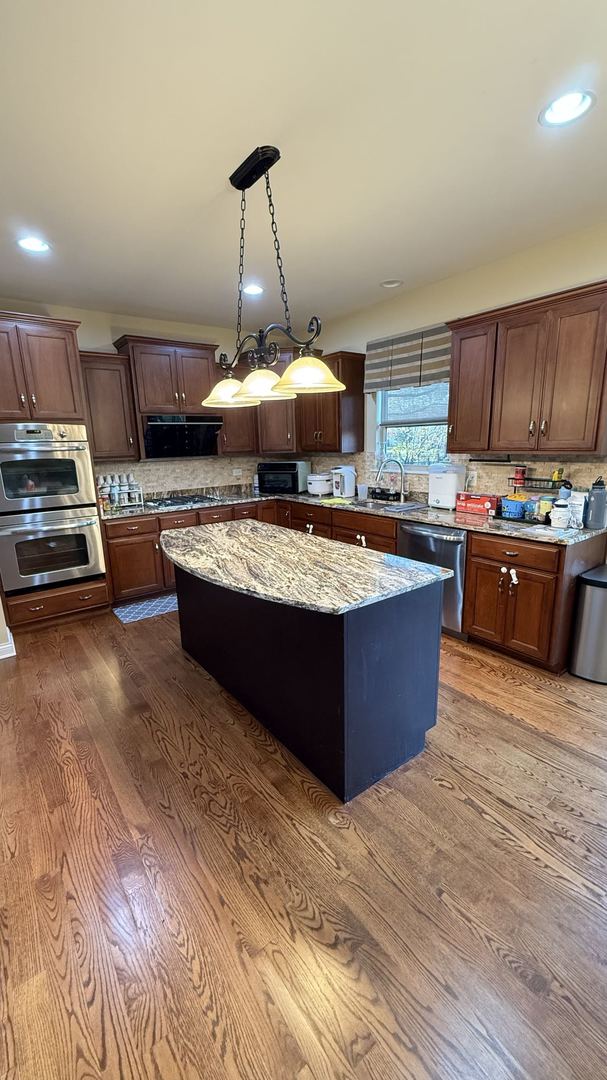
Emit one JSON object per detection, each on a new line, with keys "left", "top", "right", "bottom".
{"left": 321, "top": 221, "right": 607, "bottom": 353}
{"left": 0, "top": 296, "right": 234, "bottom": 358}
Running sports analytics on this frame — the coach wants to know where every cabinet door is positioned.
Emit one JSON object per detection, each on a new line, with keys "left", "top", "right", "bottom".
{"left": 17, "top": 323, "right": 84, "bottom": 420}
{"left": 132, "top": 344, "right": 179, "bottom": 412}
{"left": 316, "top": 358, "right": 341, "bottom": 451}
{"left": 81, "top": 356, "right": 138, "bottom": 460}
{"left": 108, "top": 534, "right": 164, "bottom": 600}
{"left": 297, "top": 396, "right": 320, "bottom": 451}
{"left": 447, "top": 324, "right": 496, "bottom": 451}
{"left": 539, "top": 296, "right": 607, "bottom": 451}
{"left": 258, "top": 355, "right": 297, "bottom": 453}
{"left": 0, "top": 323, "right": 29, "bottom": 420}
{"left": 219, "top": 404, "right": 258, "bottom": 454}
{"left": 258, "top": 500, "right": 277, "bottom": 524}
{"left": 276, "top": 501, "right": 292, "bottom": 528}
{"left": 176, "top": 348, "right": 216, "bottom": 412}
{"left": 463, "top": 556, "right": 507, "bottom": 644}
{"left": 503, "top": 567, "right": 556, "bottom": 662}
{"left": 490, "top": 312, "right": 548, "bottom": 451}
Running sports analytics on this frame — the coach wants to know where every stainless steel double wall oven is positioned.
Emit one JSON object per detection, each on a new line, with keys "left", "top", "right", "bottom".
{"left": 0, "top": 422, "right": 105, "bottom": 594}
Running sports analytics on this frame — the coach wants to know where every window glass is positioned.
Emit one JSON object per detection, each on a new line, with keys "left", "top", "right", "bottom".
{"left": 378, "top": 384, "right": 449, "bottom": 466}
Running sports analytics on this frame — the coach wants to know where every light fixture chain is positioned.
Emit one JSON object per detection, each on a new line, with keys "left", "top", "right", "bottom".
{"left": 235, "top": 189, "right": 247, "bottom": 351}
{"left": 265, "top": 172, "right": 292, "bottom": 332}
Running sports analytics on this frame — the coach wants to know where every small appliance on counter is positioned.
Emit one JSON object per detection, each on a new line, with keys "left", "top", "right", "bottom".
{"left": 586, "top": 476, "right": 607, "bottom": 530}
{"left": 331, "top": 466, "right": 356, "bottom": 498}
{"left": 257, "top": 461, "right": 311, "bottom": 495}
{"left": 550, "top": 500, "right": 572, "bottom": 529}
{"left": 307, "top": 472, "right": 332, "bottom": 496}
{"left": 428, "top": 465, "right": 466, "bottom": 510}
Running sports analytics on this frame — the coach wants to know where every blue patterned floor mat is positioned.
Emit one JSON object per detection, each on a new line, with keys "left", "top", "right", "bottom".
{"left": 113, "top": 593, "right": 178, "bottom": 623}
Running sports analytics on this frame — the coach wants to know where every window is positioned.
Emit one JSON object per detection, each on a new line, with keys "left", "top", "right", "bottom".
{"left": 377, "top": 383, "right": 449, "bottom": 466}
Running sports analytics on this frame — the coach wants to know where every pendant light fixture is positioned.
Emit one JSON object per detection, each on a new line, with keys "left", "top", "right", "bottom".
{"left": 202, "top": 146, "right": 345, "bottom": 408}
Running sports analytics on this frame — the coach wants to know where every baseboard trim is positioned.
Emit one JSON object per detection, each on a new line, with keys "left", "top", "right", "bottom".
{"left": 0, "top": 630, "right": 16, "bottom": 660}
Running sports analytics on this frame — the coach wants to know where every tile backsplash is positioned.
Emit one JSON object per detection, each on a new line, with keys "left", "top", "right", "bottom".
{"left": 98, "top": 451, "right": 607, "bottom": 498}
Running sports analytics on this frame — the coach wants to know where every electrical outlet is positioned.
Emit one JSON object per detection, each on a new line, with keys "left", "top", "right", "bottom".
{"left": 467, "top": 469, "right": 478, "bottom": 490}
{"left": 232, "top": 468, "right": 242, "bottom": 478}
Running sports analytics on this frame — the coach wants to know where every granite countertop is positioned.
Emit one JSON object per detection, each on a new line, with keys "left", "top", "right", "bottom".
{"left": 284, "top": 495, "right": 607, "bottom": 546}
{"left": 102, "top": 489, "right": 607, "bottom": 546}
{"left": 160, "top": 519, "right": 453, "bottom": 615}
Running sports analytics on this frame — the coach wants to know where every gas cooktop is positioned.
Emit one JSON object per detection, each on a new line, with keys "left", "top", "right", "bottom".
{"left": 144, "top": 495, "right": 221, "bottom": 511}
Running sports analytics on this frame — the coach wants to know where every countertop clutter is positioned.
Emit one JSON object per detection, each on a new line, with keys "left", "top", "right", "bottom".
{"left": 103, "top": 490, "right": 607, "bottom": 546}
{"left": 160, "top": 519, "right": 452, "bottom": 614}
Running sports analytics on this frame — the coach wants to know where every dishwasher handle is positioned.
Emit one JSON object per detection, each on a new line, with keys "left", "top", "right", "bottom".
{"left": 399, "top": 525, "right": 466, "bottom": 543}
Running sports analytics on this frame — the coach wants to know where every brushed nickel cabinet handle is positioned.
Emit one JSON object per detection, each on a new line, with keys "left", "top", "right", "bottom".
{"left": 287, "top": 432, "right": 292, "bottom": 441}
{"left": 181, "top": 392, "right": 186, "bottom": 403}
{"left": 318, "top": 431, "right": 323, "bottom": 442}
{"left": 126, "top": 526, "right": 139, "bottom": 531}
{"left": 78, "top": 594, "right": 93, "bottom": 601}
{"left": 128, "top": 435, "right": 133, "bottom": 446}
{"left": 155, "top": 543, "right": 160, "bottom": 550}
{"left": 29, "top": 604, "right": 44, "bottom": 612}
{"left": 19, "top": 393, "right": 26, "bottom": 407}
{"left": 528, "top": 420, "right": 536, "bottom": 437}
{"left": 360, "top": 535, "right": 367, "bottom": 548}
{"left": 504, "top": 550, "right": 519, "bottom": 557}
{"left": 31, "top": 394, "right": 37, "bottom": 408}
{"left": 540, "top": 419, "right": 548, "bottom": 437}
{"left": 448, "top": 424, "right": 454, "bottom": 435}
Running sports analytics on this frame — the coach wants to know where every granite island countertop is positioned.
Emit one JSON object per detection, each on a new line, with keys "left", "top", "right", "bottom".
{"left": 160, "top": 519, "right": 453, "bottom": 615}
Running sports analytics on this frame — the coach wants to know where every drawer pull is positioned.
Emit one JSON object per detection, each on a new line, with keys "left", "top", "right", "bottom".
{"left": 126, "top": 526, "right": 139, "bottom": 532}
{"left": 78, "top": 594, "right": 93, "bottom": 601}
{"left": 504, "top": 551, "right": 519, "bottom": 557}
{"left": 174, "top": 518, "right": 185, "bottom": 524}
{"left": 29, "top": 604, "right": 44, "bottom": 612}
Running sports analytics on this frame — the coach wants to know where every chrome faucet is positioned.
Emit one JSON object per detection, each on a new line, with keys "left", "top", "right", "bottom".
{"left": 375, "top": 457, "right": 406, "bottom": 502}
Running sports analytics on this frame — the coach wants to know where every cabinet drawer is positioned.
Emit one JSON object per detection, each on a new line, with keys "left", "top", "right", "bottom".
{"left": 331, "top": 508, "right": 397, "bottom": 540}
{"left": 332, "top": 526, "right": 396, "bottom": 554}
{"left": 468, "top": 532, "right": 560, "bottom": 572}
{"left": 291, "top": 503, "right": 332, "bottom": 526}
{"left": 104, "top": 516, "right": 158, "bottom": 539}
{"left": 291, "top": 520, "right": 332, "bottom": 538}
{"left": 233, "top": 503, "right": 260, "bottom": 520}
{"left": 7, "top": 580, "right": 109, "bottom": 626}
{"left": 158, "top": 511, "right": 198, "bottom": 531}
{"left": 197, "top": 506, "right": 234, "bottom": 525}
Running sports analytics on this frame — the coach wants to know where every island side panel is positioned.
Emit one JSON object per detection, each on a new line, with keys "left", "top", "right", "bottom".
{"left": 343, "top": 580, "right": 444, "bottom": 801}
{"left": 174, "top": 567, "right": 347, "bottom": 798}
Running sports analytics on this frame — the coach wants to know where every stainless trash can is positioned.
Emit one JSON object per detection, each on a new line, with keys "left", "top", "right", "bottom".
{"left": 570, "top": 565, "right": 607, "bottom": 682}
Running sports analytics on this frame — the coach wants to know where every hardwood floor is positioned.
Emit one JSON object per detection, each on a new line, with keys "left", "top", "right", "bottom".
{"left": 1, "top": 611, "right": 607, "bottom": 1079}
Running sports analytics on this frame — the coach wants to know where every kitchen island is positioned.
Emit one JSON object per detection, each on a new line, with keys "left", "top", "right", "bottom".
{"left": 161, "top": 520, "right": 452, "bottom": 801}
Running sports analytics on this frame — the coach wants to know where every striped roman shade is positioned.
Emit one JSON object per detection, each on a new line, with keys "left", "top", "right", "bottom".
{"left": 364, "top": 323, "right": 451, "bottom": 392}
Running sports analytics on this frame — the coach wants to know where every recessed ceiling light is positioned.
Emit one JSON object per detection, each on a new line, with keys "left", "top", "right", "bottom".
{"left": 380, "top": 279, "right": 403, "bottom": 289}
{"left": 538, "top": 90, "right": 596, "bottom": 127}
{"left": 243, "top": 283, "right": 263, "bottom": 296}
{"left": 17, "top": 235, "right": 51, "bottom": 253}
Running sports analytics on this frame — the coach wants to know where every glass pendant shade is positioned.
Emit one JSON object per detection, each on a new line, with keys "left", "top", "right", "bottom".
{"left": 233, "top": 367, "right": 297, "bottom": 403}
{"left": 274, "top": 353, "right": 346, "bottom": 394}
{"left": 201, "top": 377, "right": 260, "bottom": 408}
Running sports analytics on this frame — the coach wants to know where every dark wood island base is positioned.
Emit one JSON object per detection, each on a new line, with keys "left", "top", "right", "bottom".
{"left": 175, "top": 565, "right": 444, "bottom": 801}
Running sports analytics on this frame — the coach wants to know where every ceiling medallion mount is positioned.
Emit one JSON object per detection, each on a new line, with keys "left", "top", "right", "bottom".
{"left": 202, "top": 147, "right": 344, "bottom": 408}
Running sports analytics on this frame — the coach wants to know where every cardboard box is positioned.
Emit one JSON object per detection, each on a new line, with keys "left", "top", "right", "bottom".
{"left": 456, "top": 492, "right": 500, "bottom": 516}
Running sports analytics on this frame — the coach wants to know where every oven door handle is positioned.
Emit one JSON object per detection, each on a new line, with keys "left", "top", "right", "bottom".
{"left": 0, "top": 444, "right": 88, "bottom": 453}
{"left": 0, "top": 519, "right": 99, "bottom": 536}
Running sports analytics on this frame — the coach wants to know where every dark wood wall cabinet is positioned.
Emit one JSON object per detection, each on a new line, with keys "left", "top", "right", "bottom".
{"left": 0, "top": 312, "right": 84, "bottom": 422}
{"left": 296, "top": 352, "right": 365, "bottom": 453}
{"left": 447, "top": 280, "right": 607, "bottom": 454}
{"left": 114, "top": 335, "right": 218, "bottom": 415}
{"left": 463, "top": 530, "right": 607, "bottom": 671}
{"left": 81, "top": 352, "right": 139, "bottom": 460}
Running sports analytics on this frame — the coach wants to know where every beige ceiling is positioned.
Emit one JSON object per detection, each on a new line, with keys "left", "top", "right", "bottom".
{"left": 1, "top": 0, "right": 607, "bottom": 332}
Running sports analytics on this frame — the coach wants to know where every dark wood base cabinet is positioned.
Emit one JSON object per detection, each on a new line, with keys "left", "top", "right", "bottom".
{"left": 463, "top": 531, "right": 607, "bottom": 671}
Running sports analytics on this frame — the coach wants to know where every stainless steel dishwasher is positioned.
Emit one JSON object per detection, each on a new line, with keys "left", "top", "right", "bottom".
{"left": 398, "top": 521, "right": 467, "bottom": 634}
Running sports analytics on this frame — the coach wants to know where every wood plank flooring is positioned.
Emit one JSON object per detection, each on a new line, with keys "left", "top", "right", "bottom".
{"left": 1, "top": 611, "right": 607, "bottom": 1079}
